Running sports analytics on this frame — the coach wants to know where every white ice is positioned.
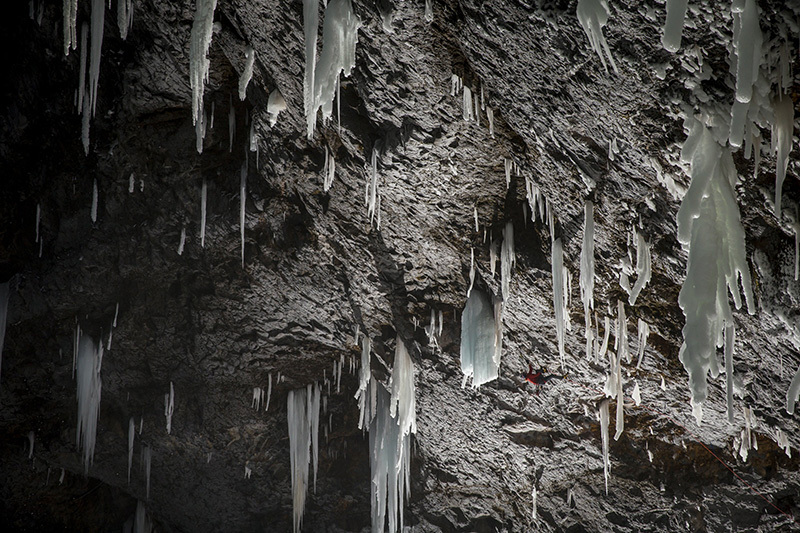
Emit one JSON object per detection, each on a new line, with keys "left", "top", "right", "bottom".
{"left": 552, "top": 238, "right": 566, "bottom": 370}
{"left": 580, "top": 201, "right": 595, "bottom": 359}
{"left": 189, "top": 0, "right": 218, "bottom": 153}
{"left": 662, "top": 0, "right": 688, "bottom": 52}
{"left": 461, "top": 289, "right": 499, "bottom": 388}
{"left": 576, "top": 0, "right": 618, "bottom": 74}
{"left": 238, "top": 46, "right": 255, "bottom": 101}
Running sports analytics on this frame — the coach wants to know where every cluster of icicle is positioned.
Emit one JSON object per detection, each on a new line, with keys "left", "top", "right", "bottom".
{"left": 287, "top": 383, "right": 321, "bottom": 533}
{"left": 353, "top": 335, "right": 416, "bottom": 533}
{"left": 74, "top": 327, "right": 103, "bottom": 475}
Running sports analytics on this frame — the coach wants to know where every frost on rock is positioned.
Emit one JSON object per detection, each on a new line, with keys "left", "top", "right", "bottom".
{"left": 267, "top": 89, "right": 287, "bottom": 127}
{"left": 677, "top": 120, "right": 754, "bottom": 424}
{"left": 0, "top": 281, "right": 9, "bottom": 383}
{"left": 580, "top": 201, "right": 595, "bottom": 359}
{"left": 500, "top": 221, "right": 515, "bottom": 302}
{"left": 369, "top": 338, "right": 416, "bottom": 533}
{"left": 238, "top": 46, "right": 255, "bottom": 101}
{"left": 628, "top": 231, "right": 651, "bottom": 306}
{"left": 287, "top": 383, "right": 321, "bottom": 533}
{"left": 307, "top": 0, "right": 361, "bottom": 139}
{"left": 771, "top": 93, "right": 793, "bottom": 218}
{"left": 189, "top": 0, "right": 218, "bottom": 153}
{"left": 461, "top": 289, "right": 499, "bottom": 388}
{"left": 552, "top": 238, "right": 567, "bottom": 370}
{"left": 576, "top": 0, "right": 618, "bottom": 74}
{"left": 662, "top": 0, "right": 688, "bottom": 52}
{"left": 76, "top": 333, "right": 103, "bottom": 474}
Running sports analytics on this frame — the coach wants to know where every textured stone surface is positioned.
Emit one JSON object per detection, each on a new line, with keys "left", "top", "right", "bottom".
{"left": 1, "top": 0, "right": 799, "bottom": 531}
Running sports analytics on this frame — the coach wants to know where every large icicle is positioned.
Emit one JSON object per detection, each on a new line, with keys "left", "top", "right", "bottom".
{"left": 238, "top": 46, "right": 255, "bottom": 101}
{"left": 732, "top": 0, "right": 761, "bottom": 105}
{"left": 500, "top": 222, "right": 515, "bottom": 301}
{"left": 771, "top": 93, "right": 793, "bottom": 218}
{"left": 461, "top": 289, "right": 499, "bottom": 388}
{"left": 76, "top": 333, "right": 103, "bottom": 474}
{"left": 0, "top": 282, "right": 8, "bottom": 383}
{"left": 677, "top": 120, "right": 754, "bottom": 424}
{"left": 189, "top": 0, "right": 218, "bottom": 153}
{"left": 552, "top": 238, "right": 567, "bottom": 370}
{"left": 309, "top": 0, "right": 361, "bottom": 138}
{"left": 63, "top": 0, "right": 79, "bottom": 55}
{"left": 303, "top": 0, "right": 320, "bottom": 139}
{"left": 117, "top": 0, "right": 134, "bottom": 40}
{"left": 580, "top": 201, "right": 595, "bottom": 359}
{"left": 628, "top": 231, "right": 651, "bottom": 306}
{"left": 389, "top": 338, "right": 416, "bottom": 438}
{"left": 662, "top": 0, "right": 688, "bottom": 52}
{"left": 88, "top": 0, "right": 105, "bottom": 118}
{"left": 576, "top": 0, "right": 618, "bottom": 74}
{"left": 287, "top": 383, "right": 321, "bottom": 533}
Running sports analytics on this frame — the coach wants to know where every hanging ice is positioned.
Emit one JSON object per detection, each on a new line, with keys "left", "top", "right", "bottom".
{"left": 127, "top": 417, "right": 134, "bottom": 483}
{"left": 307, "top": 0, "right": 361, "bottom": 139}
{"left": 787, "top": 362, "right": 800, "bottom": 415}
{"left": 631, "top": 382, "right": 641, "bottom": 406}
{"left": 771, "top": 93, "right": 793, "bottom": 218}
{"left": 88, "top": 0, "right": 105, "bottom": 118}
{"left": 164, "top": 381, "right": 174, "bottom": 434}
{"left": 580, "top": 201, "right": 595, "bottom": 359}
{"left": 117, "top": 0, "right": 134, "bottom": 40}
{"left": 303, "top": 0, "right": 319, "bottom": 138}
{"left": 662, "top": 0, "right": 688, "bottom": 52}
{"left": 240, "top": 163, "right": 246, "bottom": 267}
{"left": 599, "top": 399, "right": 610, "bottom": 495}
{"left": 189, "top": 0, "right": 218, "bottom": 153}
{"left": 732, "top": 0, "right": 762, "bottom": 105}
{"left": 354, "top": 336, "right": 372, "bottom": 429}
{"left": 200, "top": 180, "right": 207, "bottom": 248}
{"left": 287, "top": 383, "right": 320, "bottom": 533}
{"left": 501, "top": 221, "right": 514, "bottom": 301}
{"left": 461, "top": 289, "right": 499, "bottom": 388}
{"left": 552, "top": 238, "right": 567, "bottom": 370}
{"left": 635, "top": 318, "right": 649, "bottom": 368}
{"left": 576, "top": 0, "right": 618, "bottom": 74}
{"left": 177, "top": 227, "right": 186, "bottom": 255}
{"left": 78, "top": 22, "right": 88, "bottom": 112}
{"left": 76, "top": 333, "right": 103, "bottom": 474}
{"left": 677, "top": 120, "right": 754, "bottom": 424}
{"left": 267, "top": 89, "right": 287, "bottom": 127}
{"left": 91, "top": 178, "right": 98, "bottom": 222}
{"left": 613, "top": 301, "right": 625, "bottom": 439}
{"left": 628, "top": 231, "right": 651, "bottom": 306}
{"left": 724, "top": 324, "right": 735, "bottom": 423}
{"left": 366, "top": 149, "right": 379, "bottom": 225}
{"left": 63, "top": 0, "right": 78, "bottom": 55}
{"left": 238, "top": 46, "right": 255, "bottom": 101}
{"left": 266, "top": 373, "right": 272, "bottom": 411}
{"left": 0, "top": 282, "right": 8, "bottom": 383}
{"left": 323, "top": 146, "right": 336, "bottom": 192}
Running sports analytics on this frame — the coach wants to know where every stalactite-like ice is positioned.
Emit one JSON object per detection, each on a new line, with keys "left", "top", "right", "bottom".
{"left": 501, "top": 222, "right": 514, "bottom": 302}
{"left": 127, "top": 417, "right": 134, "bottom": 483}
{"left": 76, "top": 333, "right": 102, "bottom": 474}
{"left": 303, "top": 0, "right": 319, "bottom": 139}
{"left": 599, "top": 399, "right": 610, "bottom": 495}
{"left": 63, "top": 0, "right": 78, "bottom": 55}
{"left": 189, "top": 0, "right": 218, "bottom": 153}
{"left": 635, "top": 318, "right": 649, "bottom": 368}
{"left": 165, "top": 381, "right": 174, "bottom": 434}
{"left": 461, "top": 289, "right": 499, "bottom": 388}
{"left": 628, "top": 231, "right": 651, "bottom": 306}
{"left": 576, "top": 0, "right": 618, "bottom": 74}
{"left": 355, "top": 336, "right": 372, "bottom": 429}
{"left": 177, "top": 227, "right": 186, "bottom": 255}
{"left": 287, "top": 383, "right": 320, "bottom": 533}
{"left": 238, "top": 46, "right": 255, "bottom": 100}
{"left": 771, "top": 93, "right": 793, "bottom": 218}
{"left": 117, "top": 0, "right": 134, "bottom": 40}
{"left": 88, "top": 0, "right": 104, "bottom": 118}
{"left": 200, "top": 180, "right": 207, "bottom": 247}
{"left": 662, "top": 0, "right": 688, "bottom": 52}
{"left": 323, "top": 146, "right": 336, "bottom": 192}
{"left": 552, "top": 238, "right": 566, "bottom": 370}
{"left": 0, "top": 282, "right": 8, "bottom": 383}
{"left": 580, "top": 201, "right": 595, "bottom": 359}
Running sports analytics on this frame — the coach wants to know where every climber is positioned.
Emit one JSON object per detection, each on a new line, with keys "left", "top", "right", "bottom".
{"left": 523, "top": 364, "right": 563, "bottom": 394}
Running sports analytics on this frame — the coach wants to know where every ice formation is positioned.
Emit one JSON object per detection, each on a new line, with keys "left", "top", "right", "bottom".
{"left": 323, "top": 146, "right": 336, "bottom": 192}
{"left": 631, "top": 382, "right": 641, "bottom": 406}
{"left": 771, "top": 93, "right": 793, "bottom": 218}
{"left": 165, "top": 381, "right": 174, "bottom": 434}
{"left": 128, "top": 417, "right": 134, "bottom": 483}
{"left": 662, "top": 0, "right": 688, "bottom": 52}
{"left": 0, "top": 282, "right": 9, "bottom": 383}
{"left": 91, "top": 178, "right": 98, "bottom": 222}
{"left": 63, "top": 0, "right": 78, "bottom": 55}
{"left": 76, "top": 333, "right": 103, "bottom": 474}
{"left": 354, "top": 335, "right": 372, "bottom": 429}
{"left": 287, "top": 383, "right": 320, "bottom": 533}
{"left": 576, "top": 0, "right": 618, "bottom": 74}
{"left": 787, "top": 362, "right": 800, "bottom": 415}
{"left": 724, "top": 324, "right": 735, "bottom": 423}
{"left": 732, "top": 0, "right": 762, "bottom": 106}
{"left": 612, "top": 301, "right": 626, "bottom": 439}
{"left": 461, "top": 289, "right": 499, "bottom": 388}
{"left": 117, "top": 0, "right": 134, "bottom": 40}
{"left": 628, "top": 231, "right": 651, "bottom": 306}
{"left": 200, "top": 180, "right": 207, "bottom": 248}
{"left": 599, "top": 399, "right": 610, "bottom": 495}
{"left": 552, "top": 238, "right": 567, "bottom": 370}
{"left": 580, "top": 201, "right": 595, "bottom": 359}
{"left": 775, "top": 428, "right": 791, "bottom": 457}
{"left": 307, "top": 0, "right": 361, "bottom": 139}
{"left": 303, "top": 0, "right": 319, "bottom": 138}
{"left": 238, "top": 46, "right": 255, "bottom": 100}
{"left": 177, "top": 227, "right": 186, "bottom": 255}
{"left": 366, "top": 149, "right": 379, "bottom": 225}
{"left": 240, "top": 163, "right": 247, "bottom": 267}
{"left": 88, "top": 0, "right": 104, "bottom": 118}
{"left": 635, "top": 318, "right": 649, "bottom": 368}
{"left": 368, "top": 339, "right": 416, "bottom": 533}
{"left": 267, "top": 89, "right": 287, "bottom": 126}
{"left": 677, "top": 120, "right": 754, "bottom": 424}
{"left": 501, "top": 222, "right": 515, "bottom": 301}
{"left": 189, "top": 0, "right": 218, "bottom": 153}
{"left": 143, "top": 445, "right": 151, "bottom": 499}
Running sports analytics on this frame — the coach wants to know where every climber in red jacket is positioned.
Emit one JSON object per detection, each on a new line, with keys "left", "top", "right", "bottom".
{"left": 523, "top": 364, "right": 563, "bottom": 394}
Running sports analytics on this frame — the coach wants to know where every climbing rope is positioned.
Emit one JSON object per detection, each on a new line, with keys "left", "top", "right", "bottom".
{"left": 560, "top": 375, "right": 798, "bottom": 525}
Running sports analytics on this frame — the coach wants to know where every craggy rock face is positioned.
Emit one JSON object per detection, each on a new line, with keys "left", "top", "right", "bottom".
{"left": 1, "top": 0, "right": 799, "bottom": 531}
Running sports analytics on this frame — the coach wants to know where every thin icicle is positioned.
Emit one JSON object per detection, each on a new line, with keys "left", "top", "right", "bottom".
{"left": 78, "top": 23, "right": 88, "bottom": 112}
{"left": 323, "top": 146, "right": 336, "bottom": 192}
{"left": 303, "top": 0, "right": 319, "bottom": 139}
{"left": 635, "top": 318, "right": 649, "bottom": 368}
{"left": 240, "top": 163, "right": 247, "bottom": 268}
{"left": 501, "top": 222, "right": 515, "bottom": 301}
{"left": 552, "top": 238, "right": 566, "bottom": 370}
{"left": 91, "top": 178, "right": 98, "bottom": 222}
{"left": 628, "top": 231, "right": 651, "bottom": 306}
{"left": 189, "top": 0, "right": 218, "bottom": 153}
{"left": 63, "top": 0, "right": 79, "bottom": 55}
{"left": 177, "top": 227, "right": 186, "bottom": 255}
{"left": 576, "top": 0, "right": 618, "bottom": 74}
{"left": 88, "top": 0, "right": 105, "bottom": 118}
{"left": 580, "top": 201, "right": 595, "bottom": 359}
{"left": 200, "top": 180, "right": 207, "bottom": 247}
{"left": 165, "top": 381, "right": 174, "bottom": 434}
{"left": 127, "top": 417, "right": 134, "bottom": 483}
{"left": 772, "top": 93, "right": 793, "bottom": 218}
{"left": 599, "top": 399, "right": 610, "bottom": 495}
{"left": 228, "top": 98, "right": 235, "bottom": 152}
{"left": 367, "top": 149, "right": 379, "bottom": 225}
{"left": 238, "top": 46, "right": 255, "bottom": 101}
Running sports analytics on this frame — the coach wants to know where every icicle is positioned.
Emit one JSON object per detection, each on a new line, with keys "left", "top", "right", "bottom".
{"left": 501, "top": 222, "right": 515, "bottom": 301}
{"left": 200, "top": 180, "right": 207, "bottom": 248}
{"left": 635, "top": 318, "right": 649, "bottom": 368}
{"left": 238, "top": 46, "right": 255, "bottom": 100}
{"left": 189, "top": 0, "right": 218, "bottom": 152}
{"left": 287, "top": 383, "right": 320, "bottom": 533}
{"left": 628, "top": 231, "right": 651, "bottom": 306}
{"left": 461, "top": 289, "right": 500, "bottom": 388}
{"left": 487, "top": 107, "right": 494, "bottom": 137}
{"left": 323, "top": 146, "right": 336, "bottom": 192}
{"left": 228, "top": 98, "right": 235, "bottom": 152}
{"left": 632, "top": 382, "right": 641, "bottom": 406}
{"left": 165, "top": 381, "right": 174, "bottom": 434}
{"left": 355, "top": 336, "right": 372, "bottom": 429}
{"left": 78, "top": 22, "right": 88, "bottom": 112}
{"left": 599, "top": 399, "right": 610, "bottom": 495}
{"left": 88, "top": 0, "right": 105, "bottom": 118}
{"left": 725, "top": 324, "right": 735, "bottom": 423}
{"left": 240, "top": 163, "right": 247, "bottom": 268}
{"left": 35, "top": 203, "right": 40, "bottom": 243}
{"left": 177, "top": 227, "right": 186, "bottom": 255}
{"left": 787, "top": 362, "right": 800, "bottom": 415}
{"left": 366, "top": 150, "right": 379, "bottom": 225}
{"left": 76, "top": 334, "right": 102, "bottom": 474}
{"left": 473, "top": 205, "right": 479, "bottom": 232}
{"left": 733, "top": 0, "right": 761, "bottom": 105}
{"left": 580, "top": 201, "right": 595, "bottom": 359}
{"left": 576, "top": 0, "right": 618, "bottom": 74}
{"left": 267, "top": 89, "right": 287, "bottom": 127}
{"left": 424, "top": 0, "right": 433, "bottom": 22}
{"left": 127, "top": 417, "right": 134, "bottom": 483}
{"left": 266, "top": 374, "right": 272, "bottom": 411}
{"left": 552, "top": 238, "right": 566, "bottom": 370}
{"left": 772, "top": 93, "right": 793, "bottom": 218}
{"left": 463, "top": 86, "right": 473, "bottom": 121}
{"left": 143, "top": 445, "right": 151, "bottom": 499}
{"left": 303, "top": 0, "right": 320, "bottom": 139}
{"left": 662, "top": 0, "right": 688, "bottom": 52}
{"left": 27, "top": 431, "right": 34, "bottom": 459}
{"left": 91, "top": 178, "right": 98, "bottom": 222}
{"left": 63, "top": 0, "right": 79, "bottom": 55}
{"left": 531, "top": 484, "right": 537, "bottom": 521}
{"left": 117, "top": 0, "right": 134, "bottom": 40}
